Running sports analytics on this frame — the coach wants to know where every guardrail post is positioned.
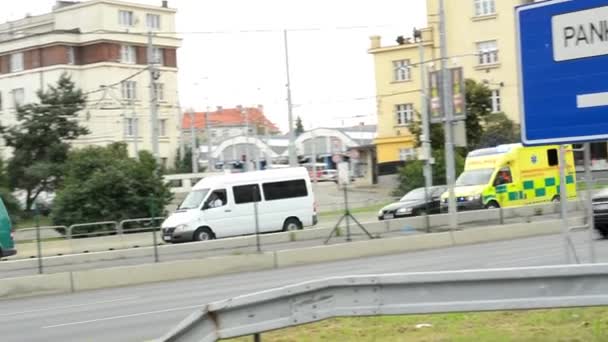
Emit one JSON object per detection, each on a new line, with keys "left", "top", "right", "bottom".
{"left": 35, "top": 206, "right": 43, "bottom": 274}
{"left": 499, "top": 207, "right": 504, "bottom": 225}
{"left": 254, "top": 333, "right": 261, "bottom": 342}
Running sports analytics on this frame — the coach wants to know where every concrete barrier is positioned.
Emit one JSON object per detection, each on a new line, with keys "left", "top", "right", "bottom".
{"left": 275, "top": 232, "right": 454, "bottom": 268}
{"left": 0, "top": 272, "right": 72, "bottom": 299}
{"left": 71, "top": 252, "right": 275, "bottom": 291}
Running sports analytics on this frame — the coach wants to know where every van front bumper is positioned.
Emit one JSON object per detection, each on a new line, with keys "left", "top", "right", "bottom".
{"left": 1, "top": 248, "right": 16, "bottom": 257}
{"left": 162, "top": 227, "right": 194, "bottom": 243}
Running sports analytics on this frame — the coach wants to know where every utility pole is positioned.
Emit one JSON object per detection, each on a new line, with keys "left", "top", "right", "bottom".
{"left": 189, "top": 109, "right": 198, "bottom": 173}
{"left": 204, "top": 107, "right": 214, "bottom": 172}
{"left": 147, "top": 31, "right": 160, "bottom": 166}
{"left": 439, "top": 0, "right": 458, "bottom": 230}
{"left": 131, "top": 99, "right": 139, "bottom": 160}
{"left": 284, "top": 29, "right": 297, "bottom": 167}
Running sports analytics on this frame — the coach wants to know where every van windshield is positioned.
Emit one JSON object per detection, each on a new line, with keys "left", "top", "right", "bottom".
{"left": 456, "top": 169, "right": 494, "bottom": 186}
{"left": 179, "top": 189, "right": 210, "bottom": 210}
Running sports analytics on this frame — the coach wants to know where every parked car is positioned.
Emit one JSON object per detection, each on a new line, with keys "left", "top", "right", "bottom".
{"left": 592, "top": 188, "right": 608, "bottom": 238}
{"left": 319, "top": 169, "right": 338, "bottom": 182}
{"left": 378, "top": 186, "right": 447, "bottom": 220}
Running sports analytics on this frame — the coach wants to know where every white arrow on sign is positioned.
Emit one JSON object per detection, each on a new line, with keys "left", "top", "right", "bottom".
{"left": 577, "top": 92, "right": 608, "bottom": 109}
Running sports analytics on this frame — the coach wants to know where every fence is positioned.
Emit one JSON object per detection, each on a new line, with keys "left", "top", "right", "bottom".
{"left": 159, "top": 263, "right": 608, "bottom": 342}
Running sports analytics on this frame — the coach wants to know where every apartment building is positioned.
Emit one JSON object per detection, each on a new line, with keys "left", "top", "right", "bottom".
{"left": 0, "top": 0, "right": 181, "bottom": 167}
{"left": 368, "top": 0, "right": 607, "bottom": 173}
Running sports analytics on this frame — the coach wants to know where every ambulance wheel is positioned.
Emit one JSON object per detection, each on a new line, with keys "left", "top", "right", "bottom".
{"left": 485, "top": 201, "right": 499, "bottom": 209}
{"left": 552, "top": 196, "right": 560, "bottom": 203}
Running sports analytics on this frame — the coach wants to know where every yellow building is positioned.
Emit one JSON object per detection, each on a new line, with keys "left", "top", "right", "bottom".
{"left": 369, "top": 0, "right": 537, "bottom": 172}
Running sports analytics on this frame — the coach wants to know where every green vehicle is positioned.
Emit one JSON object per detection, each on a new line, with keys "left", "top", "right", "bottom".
{"left": 0, "top": 198, "right": 15, "bottom": 257}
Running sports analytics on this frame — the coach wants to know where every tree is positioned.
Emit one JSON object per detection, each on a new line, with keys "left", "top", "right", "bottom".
{"left": 295, "top": 116, "right": 305, "bottom": 136}
{"left": 399, "top": 79, "right": 492, "bottom": 195}
{"left": 169, "top": 148, "right": 193, "bottom": 174}
{"left": 477, "top": 113, "right": 521, "bottom": 148}
{"left": 394, "top": 150, "right": 465, "bottom": 196}
{"left": 0, "top": 73, "right": 89, "bottom": 211}
{"left": 408, "top": 79, "right": 492, "bottom": 150}
{"left": 51, "top": 143, "right": 173, "bottom": 229}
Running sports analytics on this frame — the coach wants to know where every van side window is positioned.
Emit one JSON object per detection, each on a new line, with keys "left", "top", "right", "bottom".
{"left": 263, "top": 179, "right": 308, "bottom": 201}
{"left": 205, "top": 189, "right": 227, "bottom": 209}
{"left": 547, "top": 149, "right": 559, "bottom": 166}
{"left": 233, "top": 184, "right": 261, "bottom": 204}
{"left": 494, "top": 167, "right": 512, "bottom": 186}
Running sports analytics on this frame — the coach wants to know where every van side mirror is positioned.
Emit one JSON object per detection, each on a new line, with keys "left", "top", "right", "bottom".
{"left": 202, "top": 202, "right": 210, "bottom": 210}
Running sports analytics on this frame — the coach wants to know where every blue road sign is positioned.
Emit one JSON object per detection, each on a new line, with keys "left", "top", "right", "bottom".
{"left": 517, "top": 0, "right": 608, "bottom": 146}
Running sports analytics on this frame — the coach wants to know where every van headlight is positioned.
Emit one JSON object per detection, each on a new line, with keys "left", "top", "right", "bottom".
{"left": 378, "top": 209, "right": 384, "bottom": 216}
{"left": 467, "top": 194, "right": 482, "bottom": 202}
{"left": 174, "top": 224, "right": 189, "bottom": 232}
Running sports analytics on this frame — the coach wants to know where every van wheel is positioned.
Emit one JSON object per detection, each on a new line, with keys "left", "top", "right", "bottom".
{"left": 193, "top": 227, "right": 215, "bottom": 241}
{"left": 485, "top": 201, "right": 500, "bottom": 209}
{"left": 283, "top": 218, "right": 302, "bottom": 232}
{"left": 552, "top": 195, "right": 560, "bottom": 203}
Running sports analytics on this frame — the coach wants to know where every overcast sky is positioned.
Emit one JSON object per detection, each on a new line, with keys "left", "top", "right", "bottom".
{"left": 2, "top": 0, "right": 427, "bottom": 131}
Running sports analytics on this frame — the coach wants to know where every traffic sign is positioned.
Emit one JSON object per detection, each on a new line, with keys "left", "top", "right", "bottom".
{"left": 516, "top": 0, "right": 608, "bottom": 145}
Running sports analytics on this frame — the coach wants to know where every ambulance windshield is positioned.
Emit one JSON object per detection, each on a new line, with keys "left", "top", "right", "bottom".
{"left": 456, "top": 168, "right": 494, "bottom": 186}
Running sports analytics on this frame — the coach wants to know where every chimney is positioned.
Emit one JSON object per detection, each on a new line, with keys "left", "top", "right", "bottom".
{"left": 216, "top": 106, "right": 223, "bottom": 113}
{"left": 257, "top": 104, "right": 264, "bottom": 112}
{"left": 162, "top": 0, "right": 168, "bottom": 8}
{"left": 369, "top": 35, "right": 381, "bottom": 49}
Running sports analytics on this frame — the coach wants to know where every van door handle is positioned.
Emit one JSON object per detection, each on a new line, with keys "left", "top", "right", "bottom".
{"left": 225, "top": 209, "right": 232, "bottom": 212}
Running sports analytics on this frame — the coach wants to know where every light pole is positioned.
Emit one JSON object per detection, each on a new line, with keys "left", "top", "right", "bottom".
{"left": 284, "top": 30, "right": 297, "bottom": 167}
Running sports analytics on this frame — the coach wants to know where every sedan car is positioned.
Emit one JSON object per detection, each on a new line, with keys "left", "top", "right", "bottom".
{"left": 592, "top": 188, "right": 608, "bottom": 238}
{"left": 378, "top": 186, "right": 447, "bottom": 220}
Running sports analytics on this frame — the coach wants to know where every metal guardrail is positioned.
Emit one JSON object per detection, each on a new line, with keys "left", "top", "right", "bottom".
{"left": 160, "top": 263, "right": 608, "bottom": 342}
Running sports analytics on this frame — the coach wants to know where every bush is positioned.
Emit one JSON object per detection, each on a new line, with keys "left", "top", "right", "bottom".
{"left": 51, "top": 143, "right": 172, "bottom": 233}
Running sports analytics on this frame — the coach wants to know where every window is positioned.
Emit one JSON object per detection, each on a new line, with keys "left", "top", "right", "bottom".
{"left": 146, "top": 14, "right": 160, "bottom": 30}
{"left": 399, "top": 148, "right": 416, "bottom": 161}
{"left": 159, "top": 119, "right": 167, "bottom": 136}
{"left": 9, "top": 52, "right": 24, "bottom": 72}
{"left": 548, "top": 149, "right": 559, "bottom": 166}
{"left": 233, "top": 184, "right": 261, "bottom": 204}
{"left": 0, "top": 92, "right": 3, "bottom": 111}
{"left": 263, "top": 180, "right": 308, "bottom": 201}
{"left": 121, "top": 81, "right": 137, "bottom": 100}
{"left": 119, "top": 10, "right": 134, "bottom": 26}
{"left": 125, "top": 118, "right": 138, "bottom": 136}
{"left": 491, "top": 89, "right": 501, "bottom": 113}
{"left": 153, "top": 82, "right": 164, "bottom": 101}
{"left": 204, "top": 189, "right": 227, "bottom": 209}
{"left": 67, "top": 46, "right": 75, "bottom": 65}
{"left": 395, "top": 103, "right": 414, "bottom": 126}
{"left": 120, "top": 45, "right": 136, "bottom": 64}
{"left": 477, "top": 40, "right": 498, "bottom": 65}
{"left": 494, "top": 167, "right": 512, "bottom": 186}
{"left": 392, "top": 59, "right": 411, "bottom": 81}
{"left": 151, "top": 47, "right": 163, "bottom": 64}
{"left": 12, "top": 88, "right": 24, "bottom": 107}
{"left": 474, "top": 0, "right": 496, "bottom": 16}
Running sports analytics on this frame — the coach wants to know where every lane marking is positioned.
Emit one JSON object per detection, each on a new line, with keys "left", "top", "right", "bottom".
{"left": 41, "top": 304, "right": 203, "bottom": 329}
{"left": 0, "top": 296, "right": 140, "bottom": 317}
{"left": 577, "top": 92, "right": 608, "bottom": 108}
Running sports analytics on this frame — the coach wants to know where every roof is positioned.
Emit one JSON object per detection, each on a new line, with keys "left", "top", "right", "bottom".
{"left": 183, "top": 107, "right": 279, "bottom": 133}
{"left": 193, "top": 167, "right": 309, "bottom": 190}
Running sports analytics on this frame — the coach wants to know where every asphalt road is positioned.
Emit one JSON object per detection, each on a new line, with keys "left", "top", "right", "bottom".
{"left": 1, "top": 210, "right": 570, "bottom": 278}
{"left": 0, "top": 231, "right": 606, "bottom": 342}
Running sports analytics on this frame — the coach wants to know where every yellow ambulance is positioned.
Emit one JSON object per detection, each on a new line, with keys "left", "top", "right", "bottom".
{"left": 440, "top": 143, "right": 577, "bottom": 211}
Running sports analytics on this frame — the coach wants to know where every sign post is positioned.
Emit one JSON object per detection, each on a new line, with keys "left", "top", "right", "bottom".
{"left": 516, "top": 0, "right": 608, "bottom": 264}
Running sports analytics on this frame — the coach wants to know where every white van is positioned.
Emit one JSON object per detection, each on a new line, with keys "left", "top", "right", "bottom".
{"left": 161, "top": 167, "right": 317, "bottom": 242}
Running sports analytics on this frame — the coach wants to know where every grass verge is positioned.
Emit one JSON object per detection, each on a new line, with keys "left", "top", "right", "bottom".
{"left": 226, "top": 307, "right": 608, "bottom": 341}
{"left": 15, "top": 216, "right": 53, "bottom": 230}
{"left": 319, "top": 203, "right": 391, "bottom": 217}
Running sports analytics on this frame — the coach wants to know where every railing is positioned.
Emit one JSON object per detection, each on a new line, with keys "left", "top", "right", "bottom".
{"left": 159, "top": 263, "right": 608, "bottom": 342}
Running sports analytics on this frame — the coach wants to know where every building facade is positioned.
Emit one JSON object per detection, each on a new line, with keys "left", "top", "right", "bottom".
{"left": 368, "top": 0, "right": 601, "bottom": 172}
{"left": 0, "top": 0, "right": 181, "bottom": 167}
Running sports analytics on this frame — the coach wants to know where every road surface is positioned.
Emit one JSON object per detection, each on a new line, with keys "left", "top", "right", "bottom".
{"left": 0, "top": 231, "right": 605, "bottom": 342}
